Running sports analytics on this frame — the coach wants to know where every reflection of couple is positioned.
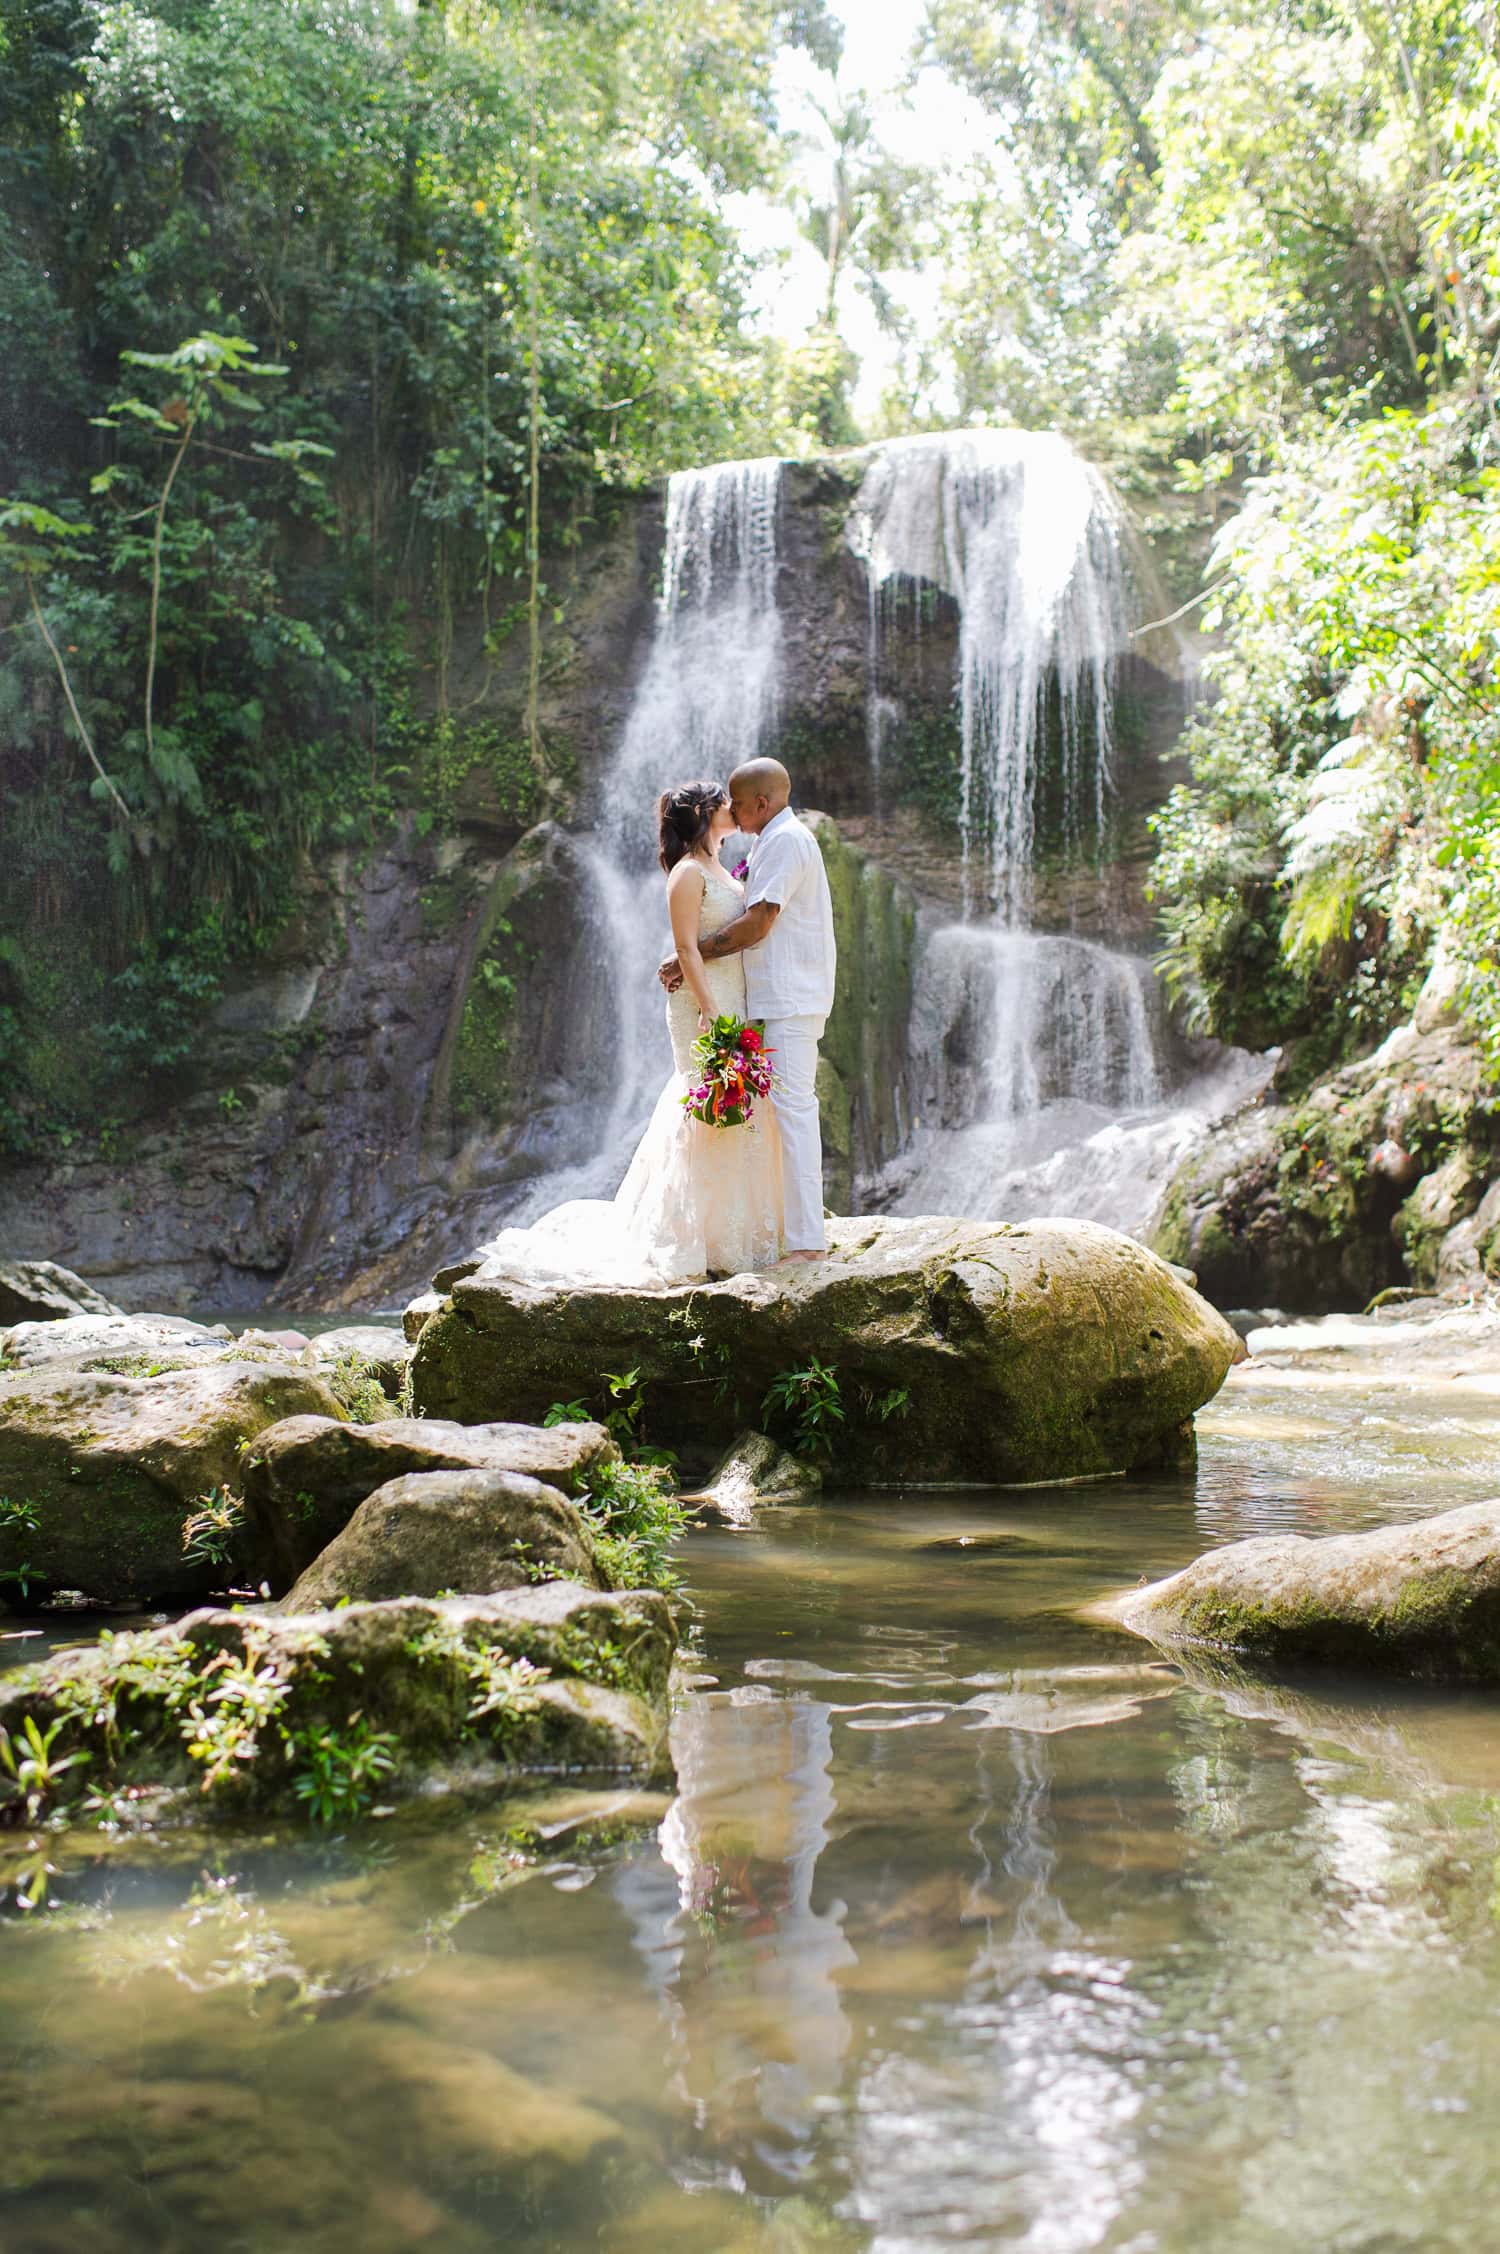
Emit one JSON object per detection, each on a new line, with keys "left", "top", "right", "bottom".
{"left": 483, "top": 756, "right": 836, "bottom": 1288}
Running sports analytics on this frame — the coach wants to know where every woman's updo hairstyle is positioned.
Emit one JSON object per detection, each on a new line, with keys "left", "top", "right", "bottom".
{"left": 657, "top": 778, "right": 728, "bottom": 872}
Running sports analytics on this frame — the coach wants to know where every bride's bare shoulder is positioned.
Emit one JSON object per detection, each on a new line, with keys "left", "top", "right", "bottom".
{"left": 665, "top": 857, "right": 707, "bottom": 893}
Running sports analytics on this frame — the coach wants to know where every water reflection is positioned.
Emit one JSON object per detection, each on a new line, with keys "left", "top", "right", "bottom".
{"left": 4, "top": 1352, "right": 1500, "bottom": 2251}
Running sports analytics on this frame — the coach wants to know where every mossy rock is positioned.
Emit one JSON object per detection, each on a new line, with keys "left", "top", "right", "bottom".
{"left": 1099, "top": 1499, "right": 1500, "bottom": 1682}
{"left": 282, "top": 1467, "right": 606, "bottom": 1612}
{"left": 241, "top": 1412, "right": 618, "bottom": 1591}
{"left": 0, "top": 1581, "right": 676, "bottom": 1833}
{"left": 409, "top": 1213, "right": 1238, "bottom": 1486}
{"left": 0, "top": 1358, "right": 346, "bottom": 1606}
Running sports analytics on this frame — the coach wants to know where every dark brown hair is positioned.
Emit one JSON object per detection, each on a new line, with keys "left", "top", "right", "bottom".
{"left": 657, "top": 779, "right": 727, "bottom": 872}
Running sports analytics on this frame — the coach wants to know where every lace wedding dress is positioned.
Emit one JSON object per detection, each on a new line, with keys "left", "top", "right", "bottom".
{"left": 473, "top": 862, "right": 784, "bottom": 1286}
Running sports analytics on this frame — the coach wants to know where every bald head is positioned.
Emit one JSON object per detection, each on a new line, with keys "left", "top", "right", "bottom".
{"left": 728, "top": 758, "right": 791, "bottom": 836}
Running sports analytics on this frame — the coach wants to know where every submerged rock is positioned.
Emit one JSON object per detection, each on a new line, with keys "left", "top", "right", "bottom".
{"left": 242, "top": 1412, "right": 618, "bottom": 1590}
{"left": 1100, "top": 1499, "right": 1500, "bottom": 1681}
{"left": 283, "top": 1467, "right": 605, "bottom": 1611}
{"left": 685, "top": 1429, "right": 822, "bottom": 1523}
{"left": 0, "top": 1357, "right": 345, "bottom": 1606}
{"left": 0, "top": 1258, "right": 122, "bottom": 1326}
{"left": 0, "top": 1581, "right": 675, "bottom": 1826}
{"left": 410, "top": 1214, "right": 1238, "bottom": 1486}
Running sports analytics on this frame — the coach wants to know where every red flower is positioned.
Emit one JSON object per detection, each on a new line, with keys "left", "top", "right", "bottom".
{"left": 739, "top": 1026, "right": 762, "bottom": 1052}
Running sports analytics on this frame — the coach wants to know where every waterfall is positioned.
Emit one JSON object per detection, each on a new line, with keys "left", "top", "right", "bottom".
{"left": 479, "top": 428, "right": 1266, "bottom": 1250}
{"left": 848, "top": 430, "right": 1127, "bottom": 922}
{"left": 507, "top": 456, "right": 785, "bottom": 1217}
{"left": 848, "top": 430, "right": 1267, "bottom": 1232}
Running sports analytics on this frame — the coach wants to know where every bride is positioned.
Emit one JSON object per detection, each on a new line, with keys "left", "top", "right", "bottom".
{"left": 473, "top": 779, "right": 784, "bottom": 1285}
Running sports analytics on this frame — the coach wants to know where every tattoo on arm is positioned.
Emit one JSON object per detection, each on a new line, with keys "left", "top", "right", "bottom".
{"left": 701, "top": 903, "right": 775, "bottom": 961}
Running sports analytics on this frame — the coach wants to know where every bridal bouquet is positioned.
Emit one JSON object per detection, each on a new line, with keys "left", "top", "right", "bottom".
{"left": 682, "top": 1016, "right": 774, "bottom": 1129}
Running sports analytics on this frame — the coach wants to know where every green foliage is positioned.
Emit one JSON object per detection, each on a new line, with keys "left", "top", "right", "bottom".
{"left": 762, "top": 1357, "right": 845, "bottom": 1461}
{"left": 326, "top": 1354, "right": 393, "bottom": 1426}
{"left": 0, "top": 0, "right": 835, "bottom": 1145}
{"left": 542, "top": 1399, "right": 592, "bottom": 1427}
{"left": 285, "top": 1717, "right": 398, "bottom": 1826}
{"left": 0, "top": 1717, "right": 90, "bottom": 1827}
{"left": 180, "top": 1488, "right": 245, "bottom": 1573}
{"left": 577, "top": 1460, "right": 687, "bottom": 1592}
{"left": 1149, "top": 400, "right": 1499, "bottom": 1067}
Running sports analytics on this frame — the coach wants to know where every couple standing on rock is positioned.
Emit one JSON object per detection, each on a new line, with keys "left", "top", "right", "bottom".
{"left": 477, "top": 757, "right": 837, "bottom": 1287}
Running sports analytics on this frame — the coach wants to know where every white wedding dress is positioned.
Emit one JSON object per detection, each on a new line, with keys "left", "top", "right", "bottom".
{"left": 474, "top": 862, "right": 784, "bottom": 1286}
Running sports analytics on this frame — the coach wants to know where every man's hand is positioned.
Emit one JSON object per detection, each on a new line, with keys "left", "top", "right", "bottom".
{"left": 658, "top": 952, "right": 685, "bottom": 992}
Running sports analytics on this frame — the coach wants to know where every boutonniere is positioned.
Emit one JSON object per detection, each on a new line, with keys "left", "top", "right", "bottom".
{"left": 730, "top": 856, "right": 749, "bottom": 881}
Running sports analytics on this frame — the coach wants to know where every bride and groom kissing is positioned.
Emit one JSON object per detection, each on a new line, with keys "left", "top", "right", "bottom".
{"left": 483, "top": 756, "right": 836, "bottom": 1290}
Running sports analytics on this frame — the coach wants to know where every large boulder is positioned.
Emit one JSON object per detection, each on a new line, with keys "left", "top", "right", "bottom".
{"left": 0, "top": 1258, "right": 122, "bottom": 1326}
{"left": 0, "top": 1358, "right": 346, "bottom": 1606}
{"left": 1152, "top": 1014, "right": 1499, "bottom": 1311}
{"left": 1100, "top": 1499, "right": 1500, "bottom": 1682}
{"left": 242, "top": 1412, "right": 618, "bottom": 1590}
{"left": 0, "top": 1580, "right": 675, "bottom": 1829}
{"left": 409, "top": 1214, "right": 1239, "bottom": 1485}
{"left": 283, "top": 1467, "right": 605, "bottom": 1612}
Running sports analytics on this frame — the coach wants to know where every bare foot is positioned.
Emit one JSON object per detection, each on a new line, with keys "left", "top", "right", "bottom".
{"left": 777, "top": 1248, "right": 825, "bottom": 1265}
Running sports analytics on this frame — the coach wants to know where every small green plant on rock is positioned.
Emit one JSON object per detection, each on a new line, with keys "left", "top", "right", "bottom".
{"left": 543, "top": 1397, "right": 591, "bottom": 1426}
{"left": 286, "top": 1716, "right": 398, "bottom": 1825}
{"left": 0, "top": 1716, "right": 91, "bottom": 1824}
{"left": 578, "top": 1460, "right": 686, "bottom": 1593}
{"left": 763, "top": 1358, "right": 845, "bottom": 1461}
{"left": 327, "top": 1352, "right": 393, "bottom": 1424}
{"left": 181, "top": 1488, "right": 245, "bottom": 1571}
{"left": 0, "top": 1497, "right": 39, "bottom": 1535}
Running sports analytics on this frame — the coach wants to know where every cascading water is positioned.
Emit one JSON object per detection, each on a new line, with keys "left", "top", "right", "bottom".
{"left": 849, "top": 429, "right": 1267, "bottom": 1232}
{"left": 506, "top": 456, "right": 785, "bottom": 1218}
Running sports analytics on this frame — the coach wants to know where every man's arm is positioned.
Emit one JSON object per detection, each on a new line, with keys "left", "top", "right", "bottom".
{"left": 658, "top": 900, "right": 778, "bottom": 988}
{"left": 703, "top": 900, "right": 778, "bottom": 959}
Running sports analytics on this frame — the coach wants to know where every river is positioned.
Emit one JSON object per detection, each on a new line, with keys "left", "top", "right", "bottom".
{"left": 3, "top": 1311, "right": 1500, "bottom": 2251}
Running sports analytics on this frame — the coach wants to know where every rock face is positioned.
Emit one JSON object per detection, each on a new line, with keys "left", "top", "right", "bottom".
{"left": 242, "top": 1412, "right": 618, "bottom": 1591}
{"left": 283, "top": 1468, "right": 605, "bottom": 1612}
{"left": 1152, "top": 1013, "right": 1499, "bottom": 1311}
{"left": 0, "top": 1259, "right": 123, "bottom": 1325}
{"left": 410, "top": 1214, "right": 1239, "bottom": 1485}
{"left": 0, "top": 1581, "right": 676, "bottom": 1823}
{"left": 0, "top": 1357, "right": 345, "bottom": 1605}
{"left": 1102, "top": 1500, "right": 1500, "bottom": 1681}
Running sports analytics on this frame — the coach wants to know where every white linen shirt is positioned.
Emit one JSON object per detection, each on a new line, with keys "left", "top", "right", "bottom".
{"left": 742, "top": 806, "right": 837, "bottom": 1021}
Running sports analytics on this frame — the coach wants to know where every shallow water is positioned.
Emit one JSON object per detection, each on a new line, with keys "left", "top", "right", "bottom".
{"left": 4, "top": 1338, "right": 1500, "bottom": 2252}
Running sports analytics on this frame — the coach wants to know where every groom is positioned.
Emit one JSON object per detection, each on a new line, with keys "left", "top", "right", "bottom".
{"left": 658, "top": 757, "right": 837, "bottom": 1264}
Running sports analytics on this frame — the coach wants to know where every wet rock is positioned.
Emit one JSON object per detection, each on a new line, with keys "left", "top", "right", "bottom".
{"left": 410, "top": 1213, "right": 1239, "bottom": 1485}
{"left": 1152, "top": 1015, "right": 1497, "bottom": 1311}
{"left": 0, "top": 1311, "right": 223, "bottom": 1371}
{"left": 1101, "top": 1499, "right": 1500, "bottom": 1682}
{"left": 0, "top": 1580, "right": 676, "bottom": 1821}
{"left": 0, "top": 1358, "right": 345, "bottom": 1606}
{"left": 685, "top": 1429, "right": 821, "bottom": 1523}
{"left": 0, "top": 1259, "right": 124, "bottom": 1325}
{"left": 282, "top": 1467, "right": 605, "bottom": 1611}
{"left": 242, "top": 1413, "right": 618, "bottom": 1590}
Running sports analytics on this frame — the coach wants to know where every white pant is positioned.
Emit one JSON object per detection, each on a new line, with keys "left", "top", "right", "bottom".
{"left": 764, "top": 1013, "right": 826, "bottom": 1252}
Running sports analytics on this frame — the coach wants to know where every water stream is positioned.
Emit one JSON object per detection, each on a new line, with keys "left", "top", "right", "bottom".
{"left": 5, "top": 1327, "right": 1500, "bottom": 2250}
